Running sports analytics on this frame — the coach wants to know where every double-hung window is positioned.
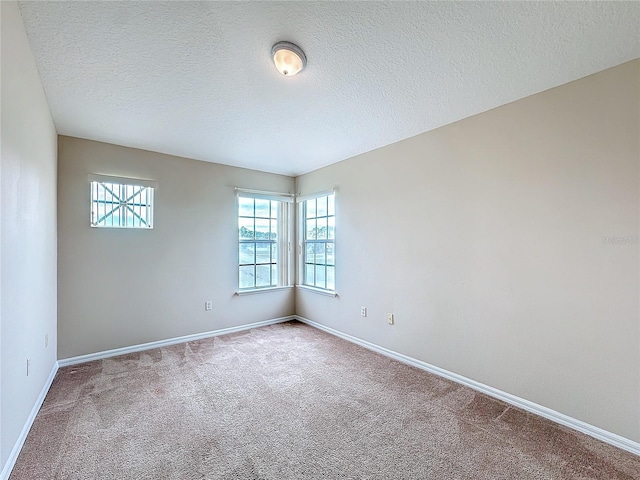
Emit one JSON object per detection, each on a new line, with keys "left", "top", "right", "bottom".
{"left": 89, "top": 174, "right": 156, "bottom": 229}
{"left": 237, "top": 189, "right": 293, "bottom": 291}
{"left": 300, "top": 192, "right": 335, "bottom": 291}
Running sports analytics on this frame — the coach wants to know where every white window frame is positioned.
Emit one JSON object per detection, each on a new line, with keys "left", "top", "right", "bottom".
{"left": 236, "top": 188, "right": 294, "bottom": 293}
{"left": 297, "top": 189, "right": 336, "bottom": 293}
{"left": 89, "top": 174, "right": 156, "bottom": 229}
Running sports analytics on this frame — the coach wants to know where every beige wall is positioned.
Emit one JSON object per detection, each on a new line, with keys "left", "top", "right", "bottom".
{"left": 5, "top": 2, "right": 637, "bottom": 458}
{"left": 1, "top": 1, "right": 58, "bottom": 470}
{"left": 296, "top": 60, "right": 640, "bottom": 442}
{"left": 57, "top": 137, "right": 295, "bottom": 359}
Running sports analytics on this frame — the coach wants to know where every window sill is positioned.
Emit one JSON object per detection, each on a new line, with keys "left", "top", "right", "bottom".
{"left": 295, "top": 285, "right": 338, "bottom": 297}
{"left": 235, "top": 285, "right": 293, "bottom": 296}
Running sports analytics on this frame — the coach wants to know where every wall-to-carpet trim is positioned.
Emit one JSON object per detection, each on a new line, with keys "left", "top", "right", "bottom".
{"left": 2, "top": 316, "right": 294, "bottom": 480}
{"left": 58, "top": 316, "right": 295, "bottom": 367}
{"left": 1, "top": 361, "right": 59, "bottom": 480}
{"left": 295, "top": 315, "right": 640, "bottom": 457}
{"left": 4, "top": 312, "right": 635, "bottom": 480}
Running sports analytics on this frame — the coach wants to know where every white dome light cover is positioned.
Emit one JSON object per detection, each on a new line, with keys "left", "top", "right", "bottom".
{"left": 271, "top": 41, "right": 307, "bottom": 76}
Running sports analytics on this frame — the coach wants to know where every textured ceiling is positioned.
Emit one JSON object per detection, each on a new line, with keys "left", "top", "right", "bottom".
{"left": 17, "top": 1, "right": 640, "bottom": 176}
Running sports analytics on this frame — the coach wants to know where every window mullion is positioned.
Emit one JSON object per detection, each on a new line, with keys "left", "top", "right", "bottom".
{"left": 252, "top": 199, "right": 257, "bottom": 288}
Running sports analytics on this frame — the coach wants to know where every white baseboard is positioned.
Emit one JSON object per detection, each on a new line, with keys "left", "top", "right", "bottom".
{"left": 2, "top": 316, "right": 294, "bottom": 479}
{"left": 295, "top": 315, "right": 640, "bottom": 457}
{"left": 4, "top": 313, "right": 635, "bottom": 480}
{"left": 58, "top": 316, "right": 295, "bottom": 367}
{"left": 1, "top": 361, "right": 59, "bottom": 480}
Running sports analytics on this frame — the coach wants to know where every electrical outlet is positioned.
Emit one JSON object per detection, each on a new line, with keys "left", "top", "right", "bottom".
{"left": 386, "top": 313, "right": 394, "bottom": 325}
{"left": 205, "top": 301, "right": 212, "bottom": 311}
{"left": 360, "top": 306, "right": 367, "bottom": 317}
{"left": 27, "top": 358, "right": 31, "bottom": 376}
{"left": 45, "top": 333, "right": 49, "bottom": 348}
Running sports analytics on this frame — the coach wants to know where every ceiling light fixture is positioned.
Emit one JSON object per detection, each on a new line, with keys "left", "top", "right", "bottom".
{"left": 271, "top": 41, "right": 307, "bottom": 77}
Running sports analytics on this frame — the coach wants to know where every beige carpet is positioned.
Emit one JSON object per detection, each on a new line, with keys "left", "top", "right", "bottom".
{"left": 10, "top": 321, "right": 640, "bottom": 479}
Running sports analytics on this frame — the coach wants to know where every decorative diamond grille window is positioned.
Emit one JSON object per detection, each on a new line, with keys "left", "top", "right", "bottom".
{"left": 90, "top": 175, "right": 155, "bottom": 229}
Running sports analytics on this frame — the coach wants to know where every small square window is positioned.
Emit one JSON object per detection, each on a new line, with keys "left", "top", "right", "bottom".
{"left": 90, "top": 176, "right": 155, "bottom": 228}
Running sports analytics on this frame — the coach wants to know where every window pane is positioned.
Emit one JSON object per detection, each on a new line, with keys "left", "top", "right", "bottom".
{"left": 305, "top": 243, "right": 315, "bottom": 264}
{"left": 255, "top": 242, "right": 271, "bottom": 264}
{"left": 315, "top": 243, "right": 326, "bottom": 265}
{"left": 271, "top": 201, "right": 279, "bottom": 216}
{"left": 239, "top": 197, "right": 254, "bottom": 217}
{"left": 315, "top": 265, "right": 326, "bottom": 289}
{"left": 326, "top": 243, "right": 335, "bottom": 266}
{"left": 239, "top": 266, "right": 255, "bottom": 289}
{"left": 328, "top": 216, "right": 335, "bottom": 240}
{"left": 317, "top": 196, "right": 327, "bottom": 217}
{"left": 328, "top": 194, "right": 335, "bottom": 216}
{"left": 127, "top": 185, "right": 137, "bottom": 201}
{"left": 305, "top": 264, "right": 314, "bottom": 286}
{"left": 326, "top": 266, "right": 335, "bottom": 290}
{"left": 306, "top": 198, "right": 316, "bottom": 219}
{"left": 255, "top": 218, "right": 269, "bottom": 239}
{"left": 255, "top": 199, "right": 270, "bottom": 218}
{"left": 256, "top": 265, "right": 271, "bottom": 287}
{"left": 270, "top": 220, "right": 278, "bottom": 240}
{"left": 239, "top": 243, "right": 255, "bottom": 264}
{"left": 124, "top": 199, "right": 131, "bottom": 226}
{"left": 306, "top": 219, "right": 316, "bottom": 240}
{"left": 271, "top": 243, "right": 278, "bottom": 263}
{"left": 271, "top": 264, "right": 278, "bottom": 285}
{"left": 239, "top": 217, "right": 254, "bottom": 239}
{"left": 316, "top": 217, "right": 328, "bottom": 240}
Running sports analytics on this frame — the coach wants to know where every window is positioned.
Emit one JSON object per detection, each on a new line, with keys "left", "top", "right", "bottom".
{"left": 89, "top": 174, "right": 155, "bottom": 228}
{"left": 237, "top": 190, "right": 292, "bottom": 290}
{"left": 301, "top": 193, "right": 335, "bottom": 290}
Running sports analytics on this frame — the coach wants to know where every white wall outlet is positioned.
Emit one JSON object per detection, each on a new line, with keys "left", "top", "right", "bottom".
{"left": 205, "top": 301, "right": 213, "bottom": 311}
{"left": 27, "top": 358, "right": 31, "bottom": 376}
{"left": 45, "top": 333, "right": 49, "bottom": 348}
{"left": 360, "top": 306, "right": 367, "bottom": 317}
{"left": 386, "top": 313, "right": 394, "bottom": 325}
